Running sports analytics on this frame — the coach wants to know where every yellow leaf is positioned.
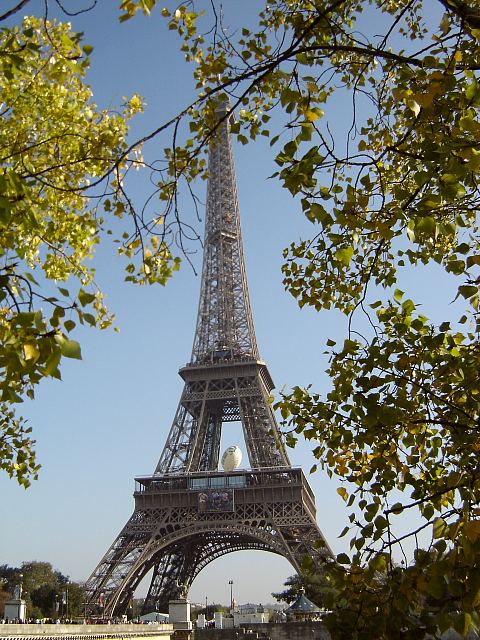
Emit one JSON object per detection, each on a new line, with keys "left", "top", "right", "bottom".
{"left": 337, "top": 487, "right": 348, "bottom": 501}
{"left": 464, "top": 520, "right": 480, "bottom": 543}
{"left": 23, "top": 343, "right": 39, "bottom": 361}
{"left": 407, "top": 99, "right": 421, "bottom": 117}
{"left": 454, "top": 51, "right": 463, "bottom": 62}
{"left": 304, "top": 109, "right": 323, "bottom": 122}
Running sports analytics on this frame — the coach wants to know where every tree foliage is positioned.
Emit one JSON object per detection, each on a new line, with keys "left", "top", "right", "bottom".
{"left": 0, "top": 5, "right": 184, "bottom": 486}
{"left": 271, "top": 571, "right": 336, "bottom": 607}
{"left": 0, "top": 561, "right": 85, "bottom": 619}
{"left": 117, "top": 0, "right": 480, "bottom": 637}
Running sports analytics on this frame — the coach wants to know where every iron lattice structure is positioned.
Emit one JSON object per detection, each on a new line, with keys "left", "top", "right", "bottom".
{"left": 84, "top": 104, "right": 332, "bottom": 617}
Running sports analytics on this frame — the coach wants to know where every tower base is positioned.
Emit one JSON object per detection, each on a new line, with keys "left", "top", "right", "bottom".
{"left": 85, "top": 468, "right": 332, "bottom": 616}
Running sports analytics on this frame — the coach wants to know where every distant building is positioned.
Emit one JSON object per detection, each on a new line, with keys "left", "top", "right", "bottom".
{"left": 233, "top": 605, "right": 270, "bottom": 626}
{"left": 139, "top": 612, "right": 169, "bottom": 623}
{"left": 269, "top": 609, "right": 287, "bottom": 623}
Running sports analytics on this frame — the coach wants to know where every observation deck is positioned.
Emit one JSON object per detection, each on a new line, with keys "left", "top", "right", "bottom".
{"left": 134, "top": 467, "right": 317, "bottom": 522}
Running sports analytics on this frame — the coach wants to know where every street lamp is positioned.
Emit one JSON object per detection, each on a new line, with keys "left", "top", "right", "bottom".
{"left": 228, "top": 580, "right": 234, "bottom": 611}
{"left": 205, "top": 596, "right": 208, "bottom": 620}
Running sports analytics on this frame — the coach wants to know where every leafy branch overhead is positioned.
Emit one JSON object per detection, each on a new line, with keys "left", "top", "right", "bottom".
{"left": 1, "top": 1, "right": 480, "bottom": 637}
{"left": 0, "top": 5, "right": 197, "bottom": 486}
{"left": 0, "top": 1, "right": 223, "bottom": 487}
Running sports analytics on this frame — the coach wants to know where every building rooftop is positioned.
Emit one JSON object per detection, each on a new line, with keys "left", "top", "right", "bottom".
{"left": 285, "top": 593, "right": 322, "bottom": 614}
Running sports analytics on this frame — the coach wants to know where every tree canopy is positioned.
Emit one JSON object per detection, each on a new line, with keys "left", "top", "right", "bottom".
{"left": 0, "top": 561, "right": 85, "bottom": 620}
{"left": 271, "top": 571, "right": 337, "bottom": 607}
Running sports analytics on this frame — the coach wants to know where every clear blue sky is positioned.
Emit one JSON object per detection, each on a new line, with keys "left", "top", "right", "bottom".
{"left": 1, "top": 0, "right": 454, "bottom": 607}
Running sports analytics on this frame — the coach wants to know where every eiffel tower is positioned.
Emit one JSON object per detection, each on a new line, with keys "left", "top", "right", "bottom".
{"left": 84, "top": 103, "right": 332, "bottom": 617}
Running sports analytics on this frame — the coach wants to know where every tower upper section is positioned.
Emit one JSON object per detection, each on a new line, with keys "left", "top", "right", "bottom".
{"left": 190, "top": 104, "right": 259, "bottom": 364}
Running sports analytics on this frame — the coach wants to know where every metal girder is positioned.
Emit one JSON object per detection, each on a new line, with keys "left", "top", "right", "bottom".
{"left": 142, "top": 533, "right": 284, "bottom": 614}
{"left": 191, "top": 112, "right": 258, "bottom": 364}
{"left": 86, "top": 511, "right": 328, "bottom": 617}
{"left": 154, "top": 108, "right": 289, "bottom": 475}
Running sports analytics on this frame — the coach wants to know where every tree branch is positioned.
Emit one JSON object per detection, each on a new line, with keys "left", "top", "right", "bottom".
{"left": 0, "top": 0, "right": 31, "bottom": 22}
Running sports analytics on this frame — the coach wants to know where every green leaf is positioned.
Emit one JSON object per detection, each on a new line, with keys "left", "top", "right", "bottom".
{"left": 426, "top": 575, "right": 444, "bottom": 600}
{"left": 433, "top": 517, "right": 448, "bottom": 539}
{"left": 56, "top": 336, "right": 82, "bottom": 360}
{"left": 44, "top": 349, "right": 61, "bottom": 377}
{"left": 374, "top": 515, "right": 388, "bottom": 530}
{"left": 402, "top": 299, "right": 415, "bottom": 314}
{"left": 23, "top": 343, "right": 39, "bottom": 362}
{"left": 458, "top": 285, "right": 477, "bottom": 299}
{"left": 64, "top": 320, "right": 76, "bottom": 333}
{"left": 334, "top": 246, "right": 354, "bottom": 266}
{"left": 423, "top": 504, "right": 434, "bottom": 520}
{"left": 336, "top": 553, "right": 350, "bottom": 564}
{"left": 83, "top": 313, "right": 96, "bottom": 326}
{"left": 78, "top": 289, "right": 96, "bottom": 306}
{"left": 466, "top": 255, "right": 480, "bottom": 268}
{"left": 417, "top": 216, "right": 435, "bottom": 234}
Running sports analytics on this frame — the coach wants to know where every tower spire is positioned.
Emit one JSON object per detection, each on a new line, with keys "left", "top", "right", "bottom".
{"left": 191, "top": 104, "right": 258, "bottom": 362}
{"left": 154, "top": 105, "right": 289, "bottom": 474}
